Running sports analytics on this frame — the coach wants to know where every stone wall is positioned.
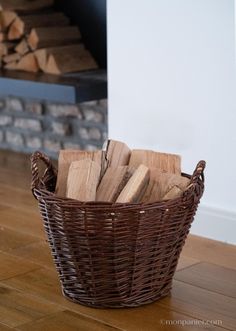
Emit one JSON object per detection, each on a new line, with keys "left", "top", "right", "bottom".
{"left": 0, "top": 97, "right": 108, "bottom": 159}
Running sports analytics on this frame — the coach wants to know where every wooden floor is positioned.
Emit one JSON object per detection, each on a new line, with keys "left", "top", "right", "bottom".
{"left": 0, "top": 150, "right": 235, "bottom": 331}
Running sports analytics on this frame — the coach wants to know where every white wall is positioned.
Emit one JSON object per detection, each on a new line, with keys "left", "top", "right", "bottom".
{"left": 108, "top": 0, "right": 236, "bottom": 244}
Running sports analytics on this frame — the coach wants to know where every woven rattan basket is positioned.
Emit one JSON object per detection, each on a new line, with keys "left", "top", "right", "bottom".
{"left": 31, "top": 151, "right": 205, "bottom": 308}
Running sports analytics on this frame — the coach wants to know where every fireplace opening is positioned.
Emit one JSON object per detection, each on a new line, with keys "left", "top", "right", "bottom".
{"left": 0, "top": 0, "right": 107, "bottom": 158}
{"left": 0, "top": 0, "right": 107, "bottom": 103}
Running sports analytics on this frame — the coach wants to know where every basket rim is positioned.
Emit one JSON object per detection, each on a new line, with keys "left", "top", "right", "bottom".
{"left": 31, "top": 151, "right": 205, "bottom": 210}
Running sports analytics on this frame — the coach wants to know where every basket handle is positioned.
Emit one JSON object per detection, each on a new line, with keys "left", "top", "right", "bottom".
{"left": 31, "top": 151, "right": 57, "bottom": 197}
{"left": 190, "top": 160, "right": 206, "bottom": 184}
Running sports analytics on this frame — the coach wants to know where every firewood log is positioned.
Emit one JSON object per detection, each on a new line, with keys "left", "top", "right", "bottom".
{"left": 0, "top": 41, "right": 16, "bottom": 56}
{"left": 0, "top": 10, "right": 17, "bottom": 31}
{"left": 44, "top": 49, "right": 98, "bottom": 75}
{"left": 142, "top": 169, "right": 190, "bottom": 203}
{"left": 129, "top": 149, "right": 181, "bottom": 174}
{"left": 0, "top": 0, "right": 54, "bottom": 12}
{"left": 15, "top": 38, "right": 29, "bottom": 55}
{"left": 5, "top": 52, "right": 39, "bottom": 72}
{"left": 66, "top": 159, "right": 101, "bottom": 202}
{"left": 96, "top": 166, "right": 135, "bottom": 202}
{"left": 8, "top": 13, "right": 70, "bottom": 40}
{"left": 116, "top": 164, "right": 150, "bottom": 203}
{"left": 56, "top": 150, "right": 103, "bottom": 197}
{"left": 105, "top": 140, "right": 131, "bottom": 168}
{"left": 0, "top": 32, "right": 7, "bottom": 42}
{"left": 28, "top": 26, "right": 81, "bottom": 51}
{"left": 3, "top": 52, "right": 21, "bottom": 63}
{"left": 34, "top": 44, "right": 85, "bottom": 71}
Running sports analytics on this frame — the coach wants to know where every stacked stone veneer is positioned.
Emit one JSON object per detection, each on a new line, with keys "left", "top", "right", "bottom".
{"left": 0, "top": 96, "right": 108, "bottom": 159}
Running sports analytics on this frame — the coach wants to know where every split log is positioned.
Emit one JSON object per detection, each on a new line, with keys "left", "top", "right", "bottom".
{"left": 129, "top": 149, "right": 181, "bottom": 174}
{"left": 0, "top": 10, "right": 17, "bottom": 31}
{"left": 0, "top": 0, "right": 54, "bottom": 12}
{"left": 96, "top": 166, "right": 135, "bottom": 202}
{"left": 8, "top": 13, "right": 70, "bottom": 40}
{"left": 105, "top": 140, "right": 131, "bottom": 168}
{"left": 44, "top": 49, "right": 98, "bottom": 75}
{"left": 162, "top": 186, "right": 183, "bottom": 200}
{"left": 142, "top": 169, "right": 190, "bottom": 203}
{"left": 116, "top": 164, "right": 150, "bottom": 203}
{"left": 34, "top": 44, "right": 85, "bottom": 71}
{"left": 28, "top": 26, "right": 81, "bottom": 51}
{"left": 4, "top": 60, "right": 18, "bottom": 70}
{"left": 3, "top": 52, "right": 21, "bottom": 63}
{"left": 56, "top": 150, "right": 103, "bottom": 197}
{"left": 17, "top": 52, "right": 39, "bottom": 72}
{"left": 5, "top": 52, "right": 39, "bottom": 72}
{"left": 15, "top": 38, "right": 29, "bottom": 55}
{"left": 0, "top": 41, "right": 16, "bottom": 56}
{"left": 0, "top": 32, "right": 7, "bottom": 42}
{"left": 66, "top": 159, "right": 101, "bottom": 201}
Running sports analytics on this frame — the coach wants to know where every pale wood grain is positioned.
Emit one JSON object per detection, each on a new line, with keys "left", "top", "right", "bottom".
{"left": 56, "top": 150, "right": 102, "bottom": 197}
{"left": 116, "top": 164, "right": 149, "bottom": 203}
{"left": 96, "top": 166, "right": 135, "bottom": 202}
{"left": 0, "top": 10, "right": 17, "bottom": 30}
{"left": 35, "top": 44, "right": 84, "bottom": 71}
{"left": 66, "top": 159, "right": 101, "bottom": 201}
{"left": 142, "top": 169, "right": 190, "bottom": 203}
{"left": 129, "top": 149, "right": 181, "bottom": 174}
{"left": 105, "top": 140, "right": 131, "bottom": 168}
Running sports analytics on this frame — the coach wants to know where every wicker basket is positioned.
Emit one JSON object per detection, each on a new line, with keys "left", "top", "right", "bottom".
{"left": 31, "top": 151, "right": 205, "bottom": 308}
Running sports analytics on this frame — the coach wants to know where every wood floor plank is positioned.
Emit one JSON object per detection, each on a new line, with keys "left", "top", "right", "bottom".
{"left": 15, "top": 310, "right": 122, "bottom": 331}
{"left": 0, "top": 226, "right": 40, "bottom": 252}
{"left": 0, "top": 268, "right": 224, "bottom": 331}
{"left": 13, "top": 307, "right": 226, "bottom": 331}
{"left": 0, "top": 323, "right": 14, "bottom": 330}
{"left": 0, "top": 252, "right": 40, "bottom": 280}
{"left": 0, "top": 183, "right": 37, "bottom": 211}
{"left": 0, "top": 284, "right": 63, "bottom": 328}
{"left": 9, "top": 241, "right": 54, "bottom": 270}
{"left": 0, "top": 206, "right": 45, "bottom": 239}
{"left": 0, "top": 168, "right": 30, "bottom": 190}
{"left": 176, "top": 256, "right": 200, "bottom": 271}
{"left": 182, "top": 235, "right": 236, "bottom": 270}
{"left": 159, "top": 280, "right": 236, "bottom": 331}
{"left": 1, "top": 268, "right": 62, "bottom": 304}
{"left": 175, "top": 262, "right": 236, "bottom": 298}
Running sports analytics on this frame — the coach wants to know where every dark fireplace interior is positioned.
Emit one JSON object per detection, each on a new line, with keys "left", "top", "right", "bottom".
{"left": 0, "top": 0, "right": 107, "bottom": 104}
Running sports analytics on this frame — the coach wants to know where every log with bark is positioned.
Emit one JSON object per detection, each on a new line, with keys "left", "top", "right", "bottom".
{"left": 8, "top": 12, "right": 70, "bottom": 40}
{"left": 28, "top": 26, "right": 81, "bottom": 51}
{"left": 34, "top": 44, "right": 85, "bottom": 71}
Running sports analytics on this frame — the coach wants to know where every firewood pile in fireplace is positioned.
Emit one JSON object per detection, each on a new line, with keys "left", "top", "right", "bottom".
{"left": 0, "top": 0, "right": 98, "bottom": 74}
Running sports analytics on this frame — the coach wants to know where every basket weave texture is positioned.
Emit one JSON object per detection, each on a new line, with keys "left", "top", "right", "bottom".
{"left": 31, "top": 151, "right": 205, "bottom": 308}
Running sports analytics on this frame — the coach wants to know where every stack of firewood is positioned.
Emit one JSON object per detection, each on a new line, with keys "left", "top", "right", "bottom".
{"left": 0, "top": 0, "right": 98, "bottom": 74}
{"left": 55, "top": 140, "right": 190, "bottom": 203}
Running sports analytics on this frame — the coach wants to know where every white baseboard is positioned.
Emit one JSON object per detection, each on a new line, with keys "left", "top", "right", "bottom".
{"left": 190, "top": 204, "right": 236, "bottom": 245}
